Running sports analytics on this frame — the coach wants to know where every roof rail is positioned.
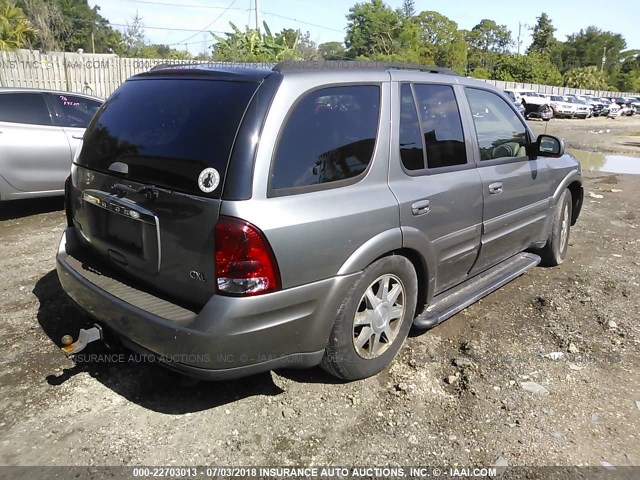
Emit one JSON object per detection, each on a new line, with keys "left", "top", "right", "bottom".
{"left": 272, "top": 60, "right": 459, "bottom": 75}
{"left": 149, "top": 62, "right": 208, "bottom": 71}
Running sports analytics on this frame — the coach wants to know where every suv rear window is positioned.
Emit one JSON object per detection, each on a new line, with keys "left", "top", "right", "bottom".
{"left": 77, "top": 79, "right": 258, "bottom": 197}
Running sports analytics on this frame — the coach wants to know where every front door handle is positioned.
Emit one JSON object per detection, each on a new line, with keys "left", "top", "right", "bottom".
{"left": 489, "top": 182, "right": 503, "bottom": 195}
{"left": 411, "top": 199, "right": 430, "bottom": 216}
{"left": 72, "top": 135, "right": 84, "bottom": 140}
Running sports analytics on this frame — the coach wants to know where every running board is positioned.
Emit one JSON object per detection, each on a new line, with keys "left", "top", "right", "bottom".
{"left": 413, "top": 252, "right": 541, "bottom": 329}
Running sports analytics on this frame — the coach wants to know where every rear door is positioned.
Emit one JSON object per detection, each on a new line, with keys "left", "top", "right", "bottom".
{"left": 462, "top": 87, "right": 550, "bottom": 275}
{"left": 69, "top": 76, "right": 266, "bottom": 307}
{"left": 0, "top": 92, "right": 71, "bottom": 193}
{"left": 388, "top": 81, "right": 483, "bottom": 295}
{"left": 46, "top": 92, "right": 103, "bottom": 157}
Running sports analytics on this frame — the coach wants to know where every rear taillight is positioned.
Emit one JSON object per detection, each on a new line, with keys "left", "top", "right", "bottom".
{"left": 64, "top": 174, "right": 73, "bottom": 227}
{"left": 215, "top": 216, "right": 281, "bottom": 296}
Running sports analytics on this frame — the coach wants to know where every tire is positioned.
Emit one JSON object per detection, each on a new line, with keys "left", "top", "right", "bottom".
{"left": 538, "top": 189, "right": 572, "bottom": 267}
{"left": 321, "top": 256, "right": 418, "bottom": 381}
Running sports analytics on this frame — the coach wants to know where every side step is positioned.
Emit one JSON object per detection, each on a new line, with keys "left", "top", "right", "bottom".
{"left": 413, "top": 252, "right": 541, "bottom": 329}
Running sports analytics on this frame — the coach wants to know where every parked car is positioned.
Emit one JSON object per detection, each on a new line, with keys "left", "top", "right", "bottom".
{"left": 0, "top": 88, "right": 103, "bottom": 201}
{"left": 503, "top": 89, "right": 553, "bottom": 120}
{"left": 547, "top": 95, "right": 578, "bottom": 118}
{"left": 620, "top": 97, "right": 640, "bottom": 114}
{"left": 577, "top": 95, "right": 606, "bottom": 116}
{"left": 56, "top": 62, "right": 583, "bottom": 381}
{"left": 565, "top": 97, "right": 592, "bottom": 119}
{"left": 596, "top": 98, "right": 612, "bottom": 116}
{"left": 504, "top": 89, "right": 527, "bottom": 116}
{"left": 608, "top": 102, "right": 630, "bottom": 118}
{"left": 609, "top": 97, "right": 635, "bottom": 116}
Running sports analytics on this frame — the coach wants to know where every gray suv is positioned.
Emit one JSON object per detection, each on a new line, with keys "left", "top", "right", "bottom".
{"left": 56, "top": 61, "right": 583, "bottom": 381}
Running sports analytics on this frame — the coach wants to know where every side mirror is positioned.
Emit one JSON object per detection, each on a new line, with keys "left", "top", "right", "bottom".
{"left": 535, "top": 134, "right": 565, "bottom": 158}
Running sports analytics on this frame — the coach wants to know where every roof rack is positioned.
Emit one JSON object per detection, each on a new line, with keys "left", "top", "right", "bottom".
{"left": 272, "top": 60, "right": 459, "bottom": 75}
{"left": 149, "top": 62, "right": 209, "bottom": 71}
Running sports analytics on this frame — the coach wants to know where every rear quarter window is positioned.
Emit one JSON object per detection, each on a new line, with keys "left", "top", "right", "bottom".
{"left": 270, "top": 85, "right": 380, "bottom": 193}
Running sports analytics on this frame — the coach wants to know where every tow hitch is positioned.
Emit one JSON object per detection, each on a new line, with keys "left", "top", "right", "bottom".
{"left": 60, "top": 325, "right": 103, "bottom": 356}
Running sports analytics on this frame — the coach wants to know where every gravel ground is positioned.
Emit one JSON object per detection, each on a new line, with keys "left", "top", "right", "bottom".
{"left": 0, "top": 116, "right": 639, "bottom": 470}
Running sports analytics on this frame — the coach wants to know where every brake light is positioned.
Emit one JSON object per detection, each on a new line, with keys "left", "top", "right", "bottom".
{"left": 64, "top": 175, "right": 73, "bottom": 227}
{"left": 215, "top": 216, "right": 281, "bottom": 296}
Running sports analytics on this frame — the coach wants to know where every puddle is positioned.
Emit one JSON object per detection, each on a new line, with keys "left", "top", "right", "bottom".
{"left": 569, "top": 149, "right": 640, "bottom": 175}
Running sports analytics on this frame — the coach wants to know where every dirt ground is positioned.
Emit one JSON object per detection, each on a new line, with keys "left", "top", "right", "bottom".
{"left": 0, "top": 115, "right": 639, "bottom": 471}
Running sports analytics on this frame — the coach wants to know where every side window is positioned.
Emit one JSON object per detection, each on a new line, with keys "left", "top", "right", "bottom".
{"left": 399, "top": 83, "right": 425, "bottom": 171}
{"left": 465, "top": 88, "right": 528, "bottom": 161}
{"left": 0, "top": 93, "right": 52, "bottom": 126}
{"left": 52, "top": 94, "right": 102, "bottom": 128}
{"left": 413, "top": 84, "right": 467, "bottom": 169}
{"left": 271, "top": 85, "right": 380, "bottom": 191}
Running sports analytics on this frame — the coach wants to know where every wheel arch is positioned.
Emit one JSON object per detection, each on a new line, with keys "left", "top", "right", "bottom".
{"left": 567, "top": 180, "right": 583, "bottom": 225}
{"left": 336, "top": 229, "right": 433, "bottom": 319}
{"left": 552, "top": 170, "right": 583, "bottom": 225}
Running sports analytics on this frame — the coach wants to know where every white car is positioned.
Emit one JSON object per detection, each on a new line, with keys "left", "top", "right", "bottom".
{"left": 547, "top": 95, "right": 577, "bottom": 118}
{"left": 0, "top": 88, "right": 103, "bottom": 201}
{"left": 504, "top": 89, "right": 552, "bottom": 121}
{"left": 608, "top": 102, "right": 626, "bottom": 118}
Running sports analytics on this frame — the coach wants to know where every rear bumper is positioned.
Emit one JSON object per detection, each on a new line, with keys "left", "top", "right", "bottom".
{"left": 56, "top": 227, "right": 358, "bottom": 379}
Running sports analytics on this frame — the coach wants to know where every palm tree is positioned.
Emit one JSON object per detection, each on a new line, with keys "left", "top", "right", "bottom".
{"left": 0, "top": 0, "right": 37, "bottom": 51}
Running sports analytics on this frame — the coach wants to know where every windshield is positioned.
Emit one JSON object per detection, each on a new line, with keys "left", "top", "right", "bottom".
{"left": 77, "top": 78, "right": 259, "bottom": 197}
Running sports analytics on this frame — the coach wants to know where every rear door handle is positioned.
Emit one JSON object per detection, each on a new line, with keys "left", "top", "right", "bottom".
{"left": 72, "top": 135, "right": 84, "bottom": 140}
{"left": 411, "top": 199, "right": 430, "bottom": 216}
{"left": 489, "top": 182, "right": 503, "bottom": 195}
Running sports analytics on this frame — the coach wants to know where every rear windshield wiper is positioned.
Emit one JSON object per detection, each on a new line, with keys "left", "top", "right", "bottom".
{"left": 112, "top": 183, "right": 159, "bottom": 200}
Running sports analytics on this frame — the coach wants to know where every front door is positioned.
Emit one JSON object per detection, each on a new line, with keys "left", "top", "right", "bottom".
{"left": 462, "top": 87, "right": 550, "bottom": 275}
{"left": 46, "top": 92, "right": 103, "bottom": 158}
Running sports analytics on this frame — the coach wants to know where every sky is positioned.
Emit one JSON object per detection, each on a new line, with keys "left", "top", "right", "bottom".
{"left": 89, "top": 0, "right": 640, "bottom": 56}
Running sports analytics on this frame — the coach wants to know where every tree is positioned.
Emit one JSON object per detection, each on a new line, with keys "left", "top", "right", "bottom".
{"left": 563, "top": 66, "right": 610, "bottom": 90}
{"left": 286, "top": 29, "right": 319, "bottom": 60}
{"left": 274, "top": 28, "right": 319, "bottom": 60}
{"left": 414, "top": 11, "right": 467, "bottom": 72}
{"left": 318, "top": 41, "right": 346, "bottom": 60}
{"left": 561, "top": 26, "right": 626, "bottom": 72}
{"left": 138, "top": 43, "right": 192, "bottom": 59}
{"left": 49, "top": 0, "right": 121, "bottom": 53}
{"left": 492, "top": 53, "right": 562, "bottom": 85}
{"left": 466, "top": 19, "right": 512, "bottom": 70}
{"left": 469, "top": 67, "right": 491, "bottom": 79}
{"left": 0, "top": 0, "right": 36, "bottom": 50}
{"left": 527, "top": 12, "right": 556, "bottom": 56}
{"left": 211, "top": 21, "right": 301, "bottom": 62}
{"left": 345, "top": 0, "right": 404, "bottom": 58}
{"left": 16, "top": 0, "right": 64, "bottom": 51}
{"left": 401, "top": 0, "right": 415, "bottom": 18}
{"left": 120, "top": 13, "right": 145, "bottom": 57}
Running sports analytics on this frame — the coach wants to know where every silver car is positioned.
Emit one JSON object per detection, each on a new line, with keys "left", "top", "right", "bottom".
{"left": 55, "top": 62, "right": 583, "bottom": 381}
{"left": 0, "top": 88, "right": 103, "bottom": 201}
